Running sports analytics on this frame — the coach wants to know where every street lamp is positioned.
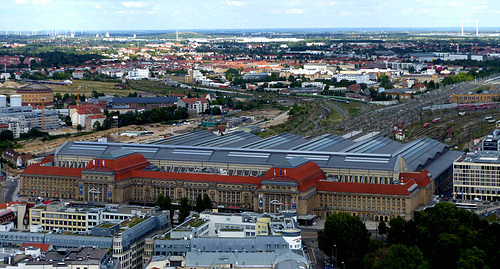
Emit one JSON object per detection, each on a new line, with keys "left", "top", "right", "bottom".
{"left": 342, "top": 261, "right": 345, "bottom": 269}
{"left": 334, "top": 244, "right": 338, "bottom": 269}
{"left": 270, "top": 200, "right": 283, "bottom": 213}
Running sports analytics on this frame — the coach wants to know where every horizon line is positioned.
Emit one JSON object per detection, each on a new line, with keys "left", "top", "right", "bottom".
{"left": 3, "top": 26, "right": 500, "bottom": 32}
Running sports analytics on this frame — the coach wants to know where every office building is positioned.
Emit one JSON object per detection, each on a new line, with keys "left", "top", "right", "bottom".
{"left": 453, "top": 151, "right": 500, "bottom": 201}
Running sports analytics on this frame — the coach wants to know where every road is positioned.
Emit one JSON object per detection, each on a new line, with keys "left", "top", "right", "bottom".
{"left": 0, "top": 175, "right": 19, "bottom": 203}
{"left": 302, "top": 229, "right": 330, "bottom": 269}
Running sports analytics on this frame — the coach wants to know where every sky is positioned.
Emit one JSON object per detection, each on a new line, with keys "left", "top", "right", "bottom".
{"left": 1, "top": 0, "right": 499, "bottom": 31}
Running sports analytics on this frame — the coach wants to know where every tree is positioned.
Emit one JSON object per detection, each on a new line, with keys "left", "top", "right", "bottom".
{"left": 0, "top": 130, "right": 14, "bottom": 141}
{"left": 196, "top": 194, "right": 204, "bottom": 212}
{"left": 457, "top": 247, "right": 489, "bottom": 269}
{"left": 378, "top": 221, "right": 387, "bottom": 240}
{"left": 93, "top": 121, "right": 101, "bottom": 131}
{"left": 65, "top": 116, "right": 72, "bottom": 127}
{"left": 433, "top": 233, "right": 463, "bottom": 268}
{"left": 387, "top": 217, "right": 409, "bottom": 245}
{"left": 378, "top": 74, "right": 394, "bottom": 89}
{"left": 155, "top": 194, "right": 172, "bottom": 211}
{"left": 179, "top": 197, "right": 191, "bottom": 223}
{"left": 317, "top": 212, "right": 371, "bottom": 264}
{"left": 155, "top": 194, "right": 173, "bottom": 225}
{"left": 76, "top": 124, "right": 83, "bottom": 132}
{"left": 203, "top": 194, "right": 212, "bottom": 210}
{"left": 373, "top": 244, "right": 425, "bottom": 269}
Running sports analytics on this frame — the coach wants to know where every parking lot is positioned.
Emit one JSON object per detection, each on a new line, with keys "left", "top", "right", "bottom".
{"left": 437, "top": 182, "right": 500, "bottom": 219}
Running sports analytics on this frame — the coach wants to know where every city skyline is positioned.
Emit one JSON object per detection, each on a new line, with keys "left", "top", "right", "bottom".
{"left": 1, "top": 0, "right": 499, "bottom": 31}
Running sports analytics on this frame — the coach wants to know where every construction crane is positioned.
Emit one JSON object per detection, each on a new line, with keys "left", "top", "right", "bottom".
{"left": 77, "top": 86, "right": 81, "bottom": 109}
{"left": 41, "top": 97, "right": 46, "bottom": 132}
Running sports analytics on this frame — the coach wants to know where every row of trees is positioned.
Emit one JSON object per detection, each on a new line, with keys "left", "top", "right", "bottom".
{"left": 155, "top": 194, "right": 212, "bottom": 224}
{"left": 0, "top": 47, "right": 104, "bottom": 68}
{"left": 318, "top": 202, "right": 500, "bottom": 268}
{"left": 111, "top": 106, "right": 189, "bottom": 127}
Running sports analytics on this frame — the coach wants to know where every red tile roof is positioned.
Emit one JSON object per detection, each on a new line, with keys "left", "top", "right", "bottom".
{"left": 23, "top": 164, "right": 83, "bottom": 178}
{"left": 263, "top": 161, "right": 324, "bottom": 191}
{"left": 399, "top": 169, "right": 432, "bottom": 187}
{"left": 88, "top": 114, "right": 105, "bottom": 119}
{"left": 134, "top": 170, "right": 262, "bottom": 186}
{"left": 0, "top": 201, "right": 27, "bottom": 209}
{"left": 316, "top": 180, "right": 415, "bottom": 196}
{"left": 84, "top": 153, "right": 150, "bottom": 181}
{"left": 20, "top": 243, "right": 52, "bottom": 252}
{"left": 0, "top": 209, "right": 13, "bottom": 217}
{"left": 41, "top": 155, "right": 54, "bottom": 164}
{"left": 181, "top": 98, "right": 209, "bottom": 104}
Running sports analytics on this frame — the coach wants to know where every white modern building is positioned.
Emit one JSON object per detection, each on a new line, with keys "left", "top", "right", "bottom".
{"left": 334, "top": 73, "right": 371, "bottom": 84}
{"left": 128, "top": 68, "right": 149, "bottom": 80}
{"left": 453, "top": 151, "right": 500, "bottom": 201}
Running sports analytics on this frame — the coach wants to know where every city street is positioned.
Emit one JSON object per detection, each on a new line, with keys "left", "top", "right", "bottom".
{"left": 0, "top": 175, "right": 19, "bottom": 204}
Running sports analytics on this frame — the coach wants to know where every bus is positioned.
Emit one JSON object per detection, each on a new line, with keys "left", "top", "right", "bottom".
{"left": 455, "top": 203, "right": 477, "bottom": 209}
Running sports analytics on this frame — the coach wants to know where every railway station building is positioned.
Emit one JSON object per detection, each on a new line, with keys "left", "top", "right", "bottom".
{"left": 20, "top": 131, "right": 463, "bottom": 221}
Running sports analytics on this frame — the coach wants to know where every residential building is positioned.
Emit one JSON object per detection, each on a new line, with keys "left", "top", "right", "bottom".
{"left": 0, "top": 201, "right": 31, "bottom": 230}
{"left": 2, "top": 246, "right": 119, "bottom": 269}
{"left": 401, "top": 74, "right": 440, "bottom": 84}
{"left": 29, "top": 202, "right": 155, "bottom": 232}
{"left": 383, "top": 88, "right": 414, "bottom": 100}
{"left": 72, "top": 70, "right": 85, "bottom": 79}
{"left": 334, "top": 74, "right": 371, "bottom": 84}
{"left": 0, "top": 212, "right": 168, "bottom": 269}
{"left": 69, "top": 104, "right": 104, "bottom": 129}
{"left": 348, "top": 84, "right": 362, "bottom": 93}
{"left": 176, "top": 98, "right": 209, "bottom": 114}
{"left": 0, "top": 106, "right": 59, "bottom": 135}
{"left": 2, "top": 148, "right": 33, "bottom": 168}
{"left": 128, "top": 68, "right": 149, "bottom": 80}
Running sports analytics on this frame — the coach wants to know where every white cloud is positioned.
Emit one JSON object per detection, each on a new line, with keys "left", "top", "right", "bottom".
{"left": 122, "top": 1, "right": 148, "bottom": 8}
{"left": 225, "top": 1, "right": 247, "bottom": 7}
{"left": 95, "top": 4, "right": 102, "bottom": 9}
{"left": 14, "top": 0, "right": 28, "bottom": 4}
{"left": 339, "top": 11, "right": 350, "bottom": 17}
{"left": 401, "top": 8, "right": 414, "bottom": 15}
{"left": 449, "top": 1, "right": 465, "bottom": 7}
{"left": 286, "top": 8, "right": 304, "bottom": 14}
{"left": 32, "top": 0, "right": 53, "bottom": 5}
{"left": 330, "top": 1, "right": 338, "bottom": 5}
